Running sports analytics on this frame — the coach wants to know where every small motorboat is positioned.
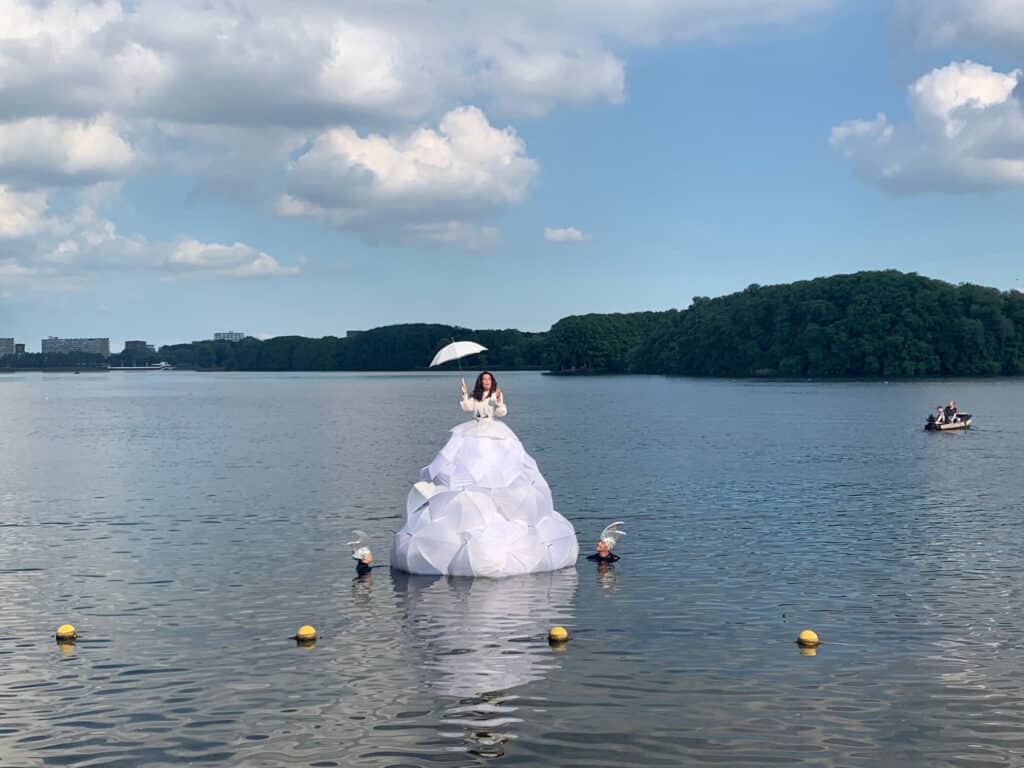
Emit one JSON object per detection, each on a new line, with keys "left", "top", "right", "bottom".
{"left": 924, "top": 413, "right": 972, "bottom": 431}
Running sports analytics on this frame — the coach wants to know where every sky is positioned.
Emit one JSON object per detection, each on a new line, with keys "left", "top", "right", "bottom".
{"left": 2, "top": 0, "right": 1024, "bottom": 351}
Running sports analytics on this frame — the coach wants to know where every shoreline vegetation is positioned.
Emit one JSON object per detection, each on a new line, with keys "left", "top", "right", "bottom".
{"left": 4, "top": 271, "right": 1023, "bottom": 378}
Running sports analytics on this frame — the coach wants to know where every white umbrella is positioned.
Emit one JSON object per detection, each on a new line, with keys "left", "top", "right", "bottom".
{"left": 430, "top": 340, "right": 488, "bottom": 398}
{"left": 406, "top": 480, "right": 440, "bottom": 516}
{"left": 429, "top": 341, "right": 488, "bottom": 368}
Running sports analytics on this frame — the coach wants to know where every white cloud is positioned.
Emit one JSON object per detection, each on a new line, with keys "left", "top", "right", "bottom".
{"left": 0, "top": 116, "right": 135, "bottom": 185}
{"left": 0, "top": 0, "right": 834, "bottom": 125}
{"left": 0, "top": 186, "right": 47, "bottom": 238}
{"left": 831, "top": 61, "right": 1024, "bottom": 193}
{"left": 897, "top": 0, "right": 1024, "bottom": 53}
{"left": 544, "top": 226, "right": 588, "bottom": 242}
{"left": 0, "top": 187, "right": 298, "bottom": 289}
{"left": 163, "top": 239, "right": 300, "bottom": 278}
{"left": 478, "top": 43, "right": 625, "bottom": 118}
{"left": 0, "top": 0, "right": 835, "bottom": 264}
{"left": 279, "top": 106, "right": 538, "bottom": 247}
{"left": 910, "top": 61, "right": 1019, "bottom": 133}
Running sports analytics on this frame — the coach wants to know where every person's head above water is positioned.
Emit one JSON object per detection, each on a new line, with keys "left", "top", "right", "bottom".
{"left": 472, "top": 371, "right": 498, "bottom": 401}
{"left": 347, "top": 530, "right": 372, "bottom": 563}
{"left": 594, "top": 521, "right": 625, "bottom": 559}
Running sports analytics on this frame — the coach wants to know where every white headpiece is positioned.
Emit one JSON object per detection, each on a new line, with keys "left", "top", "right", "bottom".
{"left": 599, "top": 521, "right": 626, "bottom": 551}
{"left": 347, "top": 529, "right": 372, "bottom": 561}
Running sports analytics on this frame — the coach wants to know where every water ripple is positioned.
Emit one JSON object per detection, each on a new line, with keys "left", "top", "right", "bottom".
{"left": 2, "top": 374, "right": 1024, "bottom": 766}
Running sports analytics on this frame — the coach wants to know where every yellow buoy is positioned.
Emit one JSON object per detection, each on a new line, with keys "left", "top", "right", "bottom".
{"left": 548, "top": 626, "right": 569, "bottom": 643}
{"left": 797, "top": 629, "right": 820, "bottom": 647}
{"left": 55, "top": 624, "right": 77, "bottom": 642}
{"left": 295, "top": 625, "right": 317, "bottom": 642}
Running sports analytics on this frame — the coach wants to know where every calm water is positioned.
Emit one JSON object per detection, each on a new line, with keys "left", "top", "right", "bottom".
{"left": 2, "top": 371, "right": 1024, "bottom": 767}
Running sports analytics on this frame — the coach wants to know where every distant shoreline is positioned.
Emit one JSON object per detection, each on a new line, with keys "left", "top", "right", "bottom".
{"left": 0, "top": 368, "right": 109, "bottom": 373}
{"left": 2, "top": 366, "right": 1020, "bottom": 382}
{"left": 8, "top": 271, "right": 1024, "bottom": 379}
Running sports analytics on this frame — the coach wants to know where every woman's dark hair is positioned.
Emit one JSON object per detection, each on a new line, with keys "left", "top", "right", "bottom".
{"left": 472, "top": 371, "right": 498, "bottom": 401}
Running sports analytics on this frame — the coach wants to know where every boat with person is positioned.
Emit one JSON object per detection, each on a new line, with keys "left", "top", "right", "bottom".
{"left": 924, "top": 413, "right": 972, "bottom": 431}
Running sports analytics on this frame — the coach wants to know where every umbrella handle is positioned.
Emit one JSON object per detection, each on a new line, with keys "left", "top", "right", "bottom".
{"left": 457, "top": 346, "right": 465, "bottom": 395}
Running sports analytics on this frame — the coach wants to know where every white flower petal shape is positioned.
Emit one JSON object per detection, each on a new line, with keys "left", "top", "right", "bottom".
{"left": 392, "top": 419, "right": 578, "bottom": 577}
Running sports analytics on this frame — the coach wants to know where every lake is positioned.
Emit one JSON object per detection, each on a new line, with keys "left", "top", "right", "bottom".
{"left": 2, "top": 371, "right": 1023, "bottom": 767}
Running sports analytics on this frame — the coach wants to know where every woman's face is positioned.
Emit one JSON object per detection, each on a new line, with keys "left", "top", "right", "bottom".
{"left": 481, "top": 373, "right": 493, "bottom": 391}
{"left": 596, "top": 540, "right": 609, "bottom": 555}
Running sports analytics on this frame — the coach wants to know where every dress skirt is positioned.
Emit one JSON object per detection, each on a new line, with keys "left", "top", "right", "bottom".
{"left": 391, "top": 420, "right": 579, "bottom": 578}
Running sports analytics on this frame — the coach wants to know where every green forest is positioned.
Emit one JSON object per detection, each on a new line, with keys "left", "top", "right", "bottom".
{"left": 109, "top": 325, "right": 546, "bottom": 372}
{"left": 631, "top": 271, "right": 1024, "bottom": 377}
{"left": 544, "top": 271, "right": 1024, "bottom": 377}
{"left": 4, "top": 272, "right": 1023, "bottom": 377}
{"left": 0, "top": 351, "right": 109, "bottom": 370}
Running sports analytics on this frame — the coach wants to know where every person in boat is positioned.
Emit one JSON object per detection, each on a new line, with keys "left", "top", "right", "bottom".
{"left": 933, "top": 405, "right": 946, "bottom": 425}
{"left": 944, "top": 400, "right": 959, "bottom": 423}
{"left": 460, "top": 371, "right": 506, "bottom": 418}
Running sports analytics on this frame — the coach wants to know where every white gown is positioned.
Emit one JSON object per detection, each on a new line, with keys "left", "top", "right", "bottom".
{"left": 390, "top": 393, "right": 579, "bottom": 578}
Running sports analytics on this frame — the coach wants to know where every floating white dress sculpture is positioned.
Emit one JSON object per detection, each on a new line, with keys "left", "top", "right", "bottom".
{"left": 391, "top": 391, "right": 579, "bottom": 578}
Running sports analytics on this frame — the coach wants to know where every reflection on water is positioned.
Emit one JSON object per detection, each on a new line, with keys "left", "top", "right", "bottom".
{"left": 595, "top": 560, "right": 617, "bottom": 592}
{"left": 3, "top": 372, "right": 1024, "bottom": 766}
{"left": 392, "top": 569, "right": 577, "bottom": 698}
{"left": 392, "top": 569, "right": 577, "bottom": 758}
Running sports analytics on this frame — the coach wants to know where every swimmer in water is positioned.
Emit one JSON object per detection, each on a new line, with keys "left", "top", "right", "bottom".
{"left": 585, "top": 521, "right": 625, "bottom": 563}
{"left": 348, "top": 530, "right": 374, "bottom": 575}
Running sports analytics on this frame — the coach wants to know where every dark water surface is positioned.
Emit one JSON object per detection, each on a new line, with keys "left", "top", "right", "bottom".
{"left": 2, "top": 371, "right": 1024, "bottom": 767}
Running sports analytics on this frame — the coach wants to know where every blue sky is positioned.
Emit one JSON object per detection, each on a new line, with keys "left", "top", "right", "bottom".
{"left": 2, "top": 0, "right": 1024, "bottom": 351}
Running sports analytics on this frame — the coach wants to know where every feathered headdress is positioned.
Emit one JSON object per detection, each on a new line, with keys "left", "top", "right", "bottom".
{"left": 347, "top": 530, "right": 372, "bottom": 561}
{"left": 600, "top": 521, "right": 626, "bottom": 550}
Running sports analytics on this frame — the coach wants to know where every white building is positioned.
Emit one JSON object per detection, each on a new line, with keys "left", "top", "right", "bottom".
{"left": 214, "top": 332, "right": 245, "bottom": 342}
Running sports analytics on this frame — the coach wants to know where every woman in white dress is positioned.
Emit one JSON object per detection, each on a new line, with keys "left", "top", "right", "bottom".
{"left": 391, "top": 372, "right": 579, "bottom": 578}
{"left": 460, "top": 371, "right": 506, "bottom": 419}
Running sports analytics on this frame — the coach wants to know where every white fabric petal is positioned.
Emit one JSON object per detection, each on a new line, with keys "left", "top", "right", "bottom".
{"left": 391, "top": 419, "right": 579, "bottom": 577}
{"left": 406, "top": 480, "right": 440, "bottom": 516}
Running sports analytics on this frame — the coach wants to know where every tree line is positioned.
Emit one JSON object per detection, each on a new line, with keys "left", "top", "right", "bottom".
{"left": 6, "top": 272, "right": 1023, "bottom": 377}
{"left": 631, "top": 271, "right": 1024, "bottom": 377}
{"left": 0, "top": 351, "right": 108, "bottom": 369}
{"left": 546, "top": 271, "right": 1024, "bottom": 377}
{"left": 109, "top": 325, "right": 547, "bottom": 372}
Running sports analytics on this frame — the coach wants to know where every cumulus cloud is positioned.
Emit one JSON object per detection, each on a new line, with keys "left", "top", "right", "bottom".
{"left": 544, "top": 226, "right": 588, "bottom": 242}
{"left": 0, "top": 116, "right": 135, "bottom": 186}
{"left": 0, "top": 0, "right": 836, "bottom": 265}
{"left": 0, "top": 185, "right": 47, "bottom": 238}
{"left": 163, "top": 240, "right": 300, "bottom": 278}
{"left": 831, "top": 61, "right": 1024, "bottom": 193}
{"left": 0, "top": 187, "right": 298, "bottom": 289}
{"left": 0, "top": 0, "right": 834, "bottom": 126}
{"left": 279, "top": 106, "right": 538, "bottom": 246}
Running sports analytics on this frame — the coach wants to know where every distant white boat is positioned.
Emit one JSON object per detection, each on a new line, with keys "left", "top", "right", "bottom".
{"left": 109, "top": 361, "right": 174, "bottom": 371}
